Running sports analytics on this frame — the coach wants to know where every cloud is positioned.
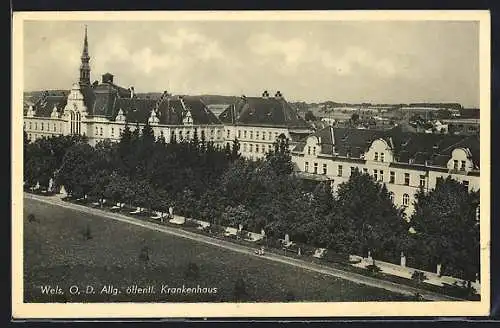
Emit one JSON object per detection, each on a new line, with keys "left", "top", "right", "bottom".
{"left": 92, "top": 28, "right": 226, "bottom": 79}
{"left": 22, "top": 21, "right": 479, "bottom": 106}
{"left": 247, "top": 34, "right": 398, "bottom": 78}
{"left": 247, "top": 34, "right": 307, "bottom": 66}
{"left": 159, "top": 28, "right": 224, "bottom": 61}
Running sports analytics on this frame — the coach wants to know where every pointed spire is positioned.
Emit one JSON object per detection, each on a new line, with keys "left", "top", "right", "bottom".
{"left": 79, "top": 24, "right": 91, "bottom": 86}
{"left": 82, "top": 25, "right": 89, "bottom": 59}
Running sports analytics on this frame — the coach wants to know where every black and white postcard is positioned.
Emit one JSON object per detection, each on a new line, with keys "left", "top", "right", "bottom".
{"left": 12, "top": 10, "right": 491, "bottom": 318}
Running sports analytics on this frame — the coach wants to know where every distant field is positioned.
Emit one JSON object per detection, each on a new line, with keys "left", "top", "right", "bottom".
{"left": 23, "top": 198, "right": 409, "bottom": 303}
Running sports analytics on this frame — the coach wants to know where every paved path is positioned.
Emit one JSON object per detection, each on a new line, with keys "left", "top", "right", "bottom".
{"left": 24, "top": 193, "right": 463, "bottom": 301}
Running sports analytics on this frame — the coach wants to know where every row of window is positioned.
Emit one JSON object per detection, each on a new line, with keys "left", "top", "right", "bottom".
{"left": 453, "top": 160, "right": 467, "bottom": 171}
{"left": 232, "top": 129, "right": 280, "bottom": 141}
{"left": 90, "top": 126, "right": 221, "bottom": 140}
{"left": 303, "top": 163, "right": 473, "bottom": 189}
{"left": 25, "top": 121, "right": 63, "bottom": 132}
{"left": 304, "top": 162, "right": 328, "bottom": 175}
{"left": 391, "top": 193, "right": 410, "bottom": 206}
{"left": 242, "top": 143, "right": 273, "bottom": 154}
{"left": 374, "top": 152, "right": 385, "bottom": 162}
{"left": 307, "top": 146, "right": 317, "bottom": 156}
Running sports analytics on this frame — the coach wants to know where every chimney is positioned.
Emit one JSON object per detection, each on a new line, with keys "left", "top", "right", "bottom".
{"left": 102, "top": 73, "right": 114, "bottom": 84}
{"left": 129, "top": 86, "right": 135, "bottom": 99}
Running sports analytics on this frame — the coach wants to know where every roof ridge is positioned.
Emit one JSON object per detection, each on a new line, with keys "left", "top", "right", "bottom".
{"left": 440, "top": 135, "right": 472, "bottom": 154}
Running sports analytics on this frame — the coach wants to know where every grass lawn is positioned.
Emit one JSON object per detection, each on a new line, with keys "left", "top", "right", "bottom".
{"left": 23, "top": 197, "right": 412, "bottom": 303}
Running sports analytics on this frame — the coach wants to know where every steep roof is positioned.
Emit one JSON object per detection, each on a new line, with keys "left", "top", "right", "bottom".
{"left": 292, "top": 125, "right": 480, "bottom": 169}
{"left": 219, "top": 94, "right": 310, "bottom": 129}
{"left": 27, "top": 83, "right": 220, "bottom": 126}
{"left": 114, "top": 95, "right": 221, "bottom": 125}
{"left": 31, "top": 93, "right": 67, "bottom": 117}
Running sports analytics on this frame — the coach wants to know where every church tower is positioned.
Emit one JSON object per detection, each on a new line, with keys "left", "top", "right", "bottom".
{"left": 79, "top": 25, "right": 91, "bottom": 86}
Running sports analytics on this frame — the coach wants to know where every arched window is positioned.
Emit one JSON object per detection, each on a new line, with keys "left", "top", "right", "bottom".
{"left": 76, "top": 112, "right": 81, "bottom": 134}
{"left": 70, "top": 112, "right": 75, "bottom": 134}
{"left": 402, "top": 194, "right": 410, "bottom": 206}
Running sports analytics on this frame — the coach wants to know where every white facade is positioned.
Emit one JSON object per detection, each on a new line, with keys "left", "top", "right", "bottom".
{"left": 292, "top": 135, "right": 480, "bottom": 218}
{"left": 222, "top": 125, "right": 290, "bottom": 160}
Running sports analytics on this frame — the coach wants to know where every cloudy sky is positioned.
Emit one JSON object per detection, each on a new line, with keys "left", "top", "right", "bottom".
{"left": 23, "top": 20, "right": 479, "bottom": 107}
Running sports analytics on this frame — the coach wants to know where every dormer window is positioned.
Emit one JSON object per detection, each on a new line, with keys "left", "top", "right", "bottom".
{"left": 374, "top": 152, "right": 379, "bottom": 161}
{"left": 460, "top": 160, "right": 466, "bottom": 171}
{"left": 453, "top": 160, "right": 459, "bottom": 170}
{"left": 380, "top": 152, "right": 385, "bottom": 162}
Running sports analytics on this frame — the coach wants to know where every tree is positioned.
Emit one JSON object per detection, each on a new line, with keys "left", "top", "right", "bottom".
{"left": 410, "top": 176, "right": 480, "bottom": 287}
{"left": 311, "top": 181, "right": 336, "bottom": 218}
{"left": 265, "top": 135, "right": 294, "bottom": 176}
{"left": 304, "top": 110, "right": 317, "bottom": 121}
{"left": 221, "top": 204, "right": 253, "bottom": 229}
{"left": 230, "top": 138, "right": 240, "bottom": 161}
{"left": 88, "top": 169, "right": 112, "bottom": 204}
{"left": 335, "top": 169, "right": 408, "bottom": 261}
{"left": 411, "top": 270, "right": 428, "bottom": 285}
{"left": 56, "top": 143, "right": 96, "bottom": 198}
{"left": 351, "top": 113, "right": 360, "bottom": 125}
{"left": 104, "top": 174, "right": 135, "bottom": 206}
{"left": 23, "top": 130, "right": 30, "bottom": 146}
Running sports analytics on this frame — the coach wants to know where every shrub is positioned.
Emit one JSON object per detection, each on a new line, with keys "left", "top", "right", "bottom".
{"left": 183, "top": 219, "right": 201, "bottom": 229}
{"left": 322, "top": 250, "right": 350, "bottom": 264}
{"left": 27, "top": 213, "right": 38, "bottom": 223}
{"left": 82, "top": 224, "right": 93, "bottom": 240}
{"left": 411, "top": 270, "right": 428, "bottom": 284}
{"left": 442, "top": 282, "right": 478, "bottom": 299}
{"left": 366, "top": 264, "right": 382, "bottom": 275}
{"left": 209, "top": 224, "right": 226, "bottom": 236}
